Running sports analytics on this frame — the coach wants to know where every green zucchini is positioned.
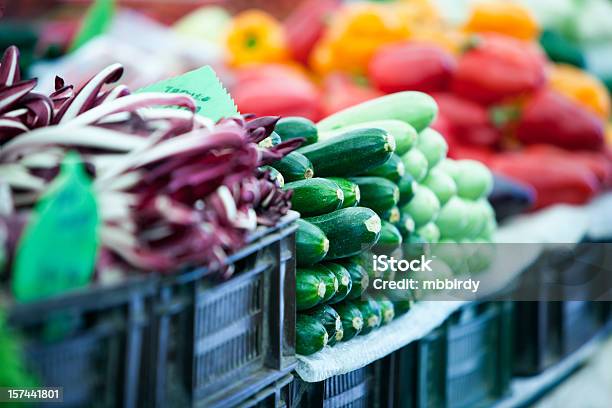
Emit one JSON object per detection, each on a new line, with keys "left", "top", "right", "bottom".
{"left": 401, "top": 148, "right": 429, "bottom": 183}
{"left": 417, "top": 127, "right": 447, "bottom": 169}
{"left": 378, "top": 221, "right": 403, "bottom": 246}
{"left": 296, "top": 219, "right": 329, "bottom": 266}
{"left": 306, "top": 207, "right": 382, "bottom": 260}
{"left": 322, "top": 263, "right": 352, "bottom": 304}
{"left": 275, "top": 116, "right": 318, "bottom": 145}
{"left": 306, "top": 304, "right": 344, "bottom": 346}
{"left": 397, "top": 174, "right": 415, "bottom": 206}
{"left": 319, "top": 120, "right": 417, "bottom": 155}
{"left": 341, "top": 259, "right": 369, "bottom": 300}
{"left": 353, "top": 298, "right": 382, "bottom": 335}
{"left": 335, "top": 301, "right": 364, "bottom": 341}
{"left": 348, "top": 177, "right": 399, "bottom": 215}
{"left": 381, "top": 206, "right": 400, "bottom": 224}
{"left": 259, "top": 131, "right": 281, "bottom": 148}
{"left": 328, "top": 177, "right": 360, "bottom": 208}
{"left": 360, "top": 154, "right": 405, "bottom": 183}
{"left": 396, "top": 211, "right": 416, "bottom": 239}
{"left": 260, "top": 165, "right": 284, "bottom": 187}
{"left": 297, "top": 128, "right": 395, "bottom": 177}
{"left": 296, "top": 268, "right": 327, "bottom": 311}
{"left": 296, "top": 314, "right": 328, "bottom": 355}
{"left": 392, "top": 299, "right": 413, "bottom": 316}
{"left": 317, "top": 91, "right": 438, "bottom": 133}
{"left": 270, "top": 152, "right": 314, "bottom": 182}
{"left": 311, "top": 265, "right": 339, "bottom": 303}
{"left": 284, "top": 178, "right": 344, "bottom": 217}
{"left": 375, "top": 295, "right": 395, "bottom": 325}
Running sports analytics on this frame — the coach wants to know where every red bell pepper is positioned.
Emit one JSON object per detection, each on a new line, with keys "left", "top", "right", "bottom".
{"left": 233, "top": 67, "right": 322, "bottom": 120}
{"left": 515, "top": 89, "right": 605, "bottom": 151}
{"left": 284, "top": 0, "right": 340, "bottom": 65}
{"left": 321, "top": 73, "right": 384, "bottom": 117}
{"left": 368, "top": 43, "right": 456, "bottom": 93}
{"left": 452, "top": 34, "right": 546, "bottom": 105}
{"left": 523, "top": 145, "right": 612, "bottom": 187}
{"left": 432, "top": 92, "right": 502, "bottom": 148}
{"left": 490, "top": 151, "right": 600, "bottom": 209}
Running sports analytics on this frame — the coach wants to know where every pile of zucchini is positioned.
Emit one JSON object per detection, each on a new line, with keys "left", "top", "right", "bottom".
{"left": 271, "top": 92, "right": 498, "bottom": 356}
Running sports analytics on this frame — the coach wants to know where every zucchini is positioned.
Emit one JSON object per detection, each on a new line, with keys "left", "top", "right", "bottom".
{"left": 328, "top": 177, "right": 360, "bottom": 208}
{"left": 319, "top": 120, "right": 417, "bottom": 155}
{"left": 360, "top": 154, "right": 405, "bottom": 183}
{"left": 378, "top": 221, "right": 403, "bottom": 246}
{"left": 296, "top": 314, "right": 328, "bottom": 355}
{"left": 375, "top": 295, "right": 395, "bottom": 325}
{"left": 417, "top": 127, "right": 447, "bottom": 169}
{"left": 353, "top": 298, "right": 382, "bottom": 335}
{"left": 348, "top": 177, "right": 399, "bottom": 215}
{"left": 259, "top": 131, "right": 281, "bottom": 148}
{"left": 401, "top": 184, "right": 440, "bottom": 228}
{"left": 296, "top": 268, "right": 327, "bottom": 311}
{"left": 270, "top": 152, "right": 314, "bottom": 182}
{"left": 284, "top": 178, "right": 344, "bottom": 217}
{"left": 306, "top": 207, "right": 382, "bottom": 260}
{"left": 393, "top": 299, "right": 413, "bottom": 316}
{"left": 260, "top": 165, "right": 284, "bottom": 187}
{"left": 341, "top": 259, "right": 369, "bottom": 300}
{"left": 381, "top": 206, "right": 400, "bottom": 224}
{"left": 334, "top": 301, "right": 364, "bottom": 341}
{"left": 297, "top": 128, "right": 395, "bottom": 177}
{"left": 397, "top": 174, "right": 415, "bottom": 206}
{"left": 322, "top": 263, "right": 352, "bottom": 304}
{"left": 306, "top": 304, "right": 344, "bottom": 346}
{"left": 312, "top": 265, "right": 339, "bottom": 303}
{"left": 401, "top": 148, "right": 429, "bottom": 183}
{"left": 275, "top": 116, "right": 318, "bottom": 146}
{"left": 396, "top": 211, "right": 416, "bottom": 239}
{"left": 296, "top": 219, "right": 329, "bottom": 266}
{"left": 317, "top": 91, "right": 438, "bottom": 133}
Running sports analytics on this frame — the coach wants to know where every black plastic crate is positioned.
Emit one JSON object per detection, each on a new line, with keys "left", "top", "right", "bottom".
{"left": 234, "top": 374, "right": 295, "bottom": 408}
{"left": 4, "top": 276, "right": 157, "bottom": 408}
{"left": 389, "top": 302, "right": 512, "bottom": 408}
{"left": 446, "top": 302, "right": 513, "bottom": 408}
{"left": 293, "top": 359, "right": 388, "bottom": 408}
{"left": 388, "top": 325, "right": 447, "bottom": 408}
{"left": 512, "top": 243, "right": 607, "bottom": 375}
{"left": 143, "top": 213, "right": 298, "bottom": 408}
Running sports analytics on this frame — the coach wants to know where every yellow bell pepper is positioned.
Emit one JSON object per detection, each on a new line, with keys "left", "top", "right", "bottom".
{"left": 549, "top": 64, "right": 611, "bottom": 120}
{"left": 226, "top": 10, "right": 288, "bottom": 67}
{"left": 310, "top": 3, "right": 410, "bottom": 75}
{"left": 463, "top": 1, "right": 539, "bottom": 41}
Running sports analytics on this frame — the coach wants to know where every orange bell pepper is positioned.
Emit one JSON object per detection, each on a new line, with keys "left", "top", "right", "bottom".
{"left": 463, "top": 1, "right": 539, "bottom": 41}
{"left": 549, "top": 64, "right": 611, "bottom": 120}
{"left": 226, "top": 10, "right": 288, "bottom": 67}
{"left": 310, "top": 3, "right": 410, "bottom": 75}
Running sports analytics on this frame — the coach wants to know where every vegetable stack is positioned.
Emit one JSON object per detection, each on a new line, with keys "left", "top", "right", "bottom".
{"left": 0, "top": 45, "right": 301, "bottom": 287}
{"left": 273, "top": 92, "right": 497, "bottom": 356}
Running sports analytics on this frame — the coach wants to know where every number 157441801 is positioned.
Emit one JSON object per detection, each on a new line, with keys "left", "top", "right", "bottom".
{"left": 1, "top": 388, "right": 63, "bottom": 402}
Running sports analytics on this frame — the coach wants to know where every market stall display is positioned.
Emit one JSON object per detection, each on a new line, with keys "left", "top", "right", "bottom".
{"left": 1, "top": 0, "right": 611, "bottom": 407}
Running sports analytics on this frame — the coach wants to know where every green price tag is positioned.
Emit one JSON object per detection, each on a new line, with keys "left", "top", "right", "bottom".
{"left": 137, "top": 66, "right": 239, "bottom": 122}
{"left": 69, "top": 0, "right": 116, "bottom": 52}
{"left": 12, "top": 152, "right": 100, "bottom": 302}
